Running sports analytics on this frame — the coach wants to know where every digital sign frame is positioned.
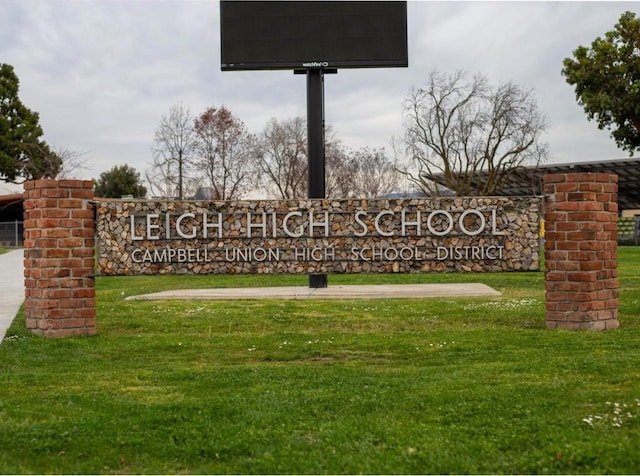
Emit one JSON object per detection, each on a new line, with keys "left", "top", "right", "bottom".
{"left": 220, "top": 1, "right": 408, "bottom": 71}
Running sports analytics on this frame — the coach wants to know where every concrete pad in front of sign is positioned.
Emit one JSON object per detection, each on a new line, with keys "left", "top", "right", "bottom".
{"left": 125, "top": 283, "right": 501, "bottom": 301}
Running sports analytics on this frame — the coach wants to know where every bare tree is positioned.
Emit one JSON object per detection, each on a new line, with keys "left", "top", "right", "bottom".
{"left": 318, "top": 127, "right": 346, "bottom": 198}
{"left": 324, "top": 143, "right": 350, "bottom": 199}
{"left": 256, "top": 117, "right": 308, "bottom": 199}
{"left": 401, "top": 70, "right": 548, "bottom": 196}
{"left": 150, "top": 103, "right": 197, "bottom": 199}
{"left": 193, "top": 106, "right": 257, "bottom": 199}
{"left": 55, "top": 147, "right": 89, "bottom": 179}
{"left": 145, "top": 160, "right": 187, "bottom": 199}
{"left": 326, "top": 146, "right": 399, "bottom": 198}
{"left": 352, "top": 147, "right": 399, "bottom": 198}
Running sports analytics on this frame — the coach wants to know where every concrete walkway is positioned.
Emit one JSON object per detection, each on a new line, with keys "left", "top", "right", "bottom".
{"left": 0, "top": 249, "right": 24, "bottom": 342}
{"left": 126, "top": 283, "right": 501, "bottom": 301}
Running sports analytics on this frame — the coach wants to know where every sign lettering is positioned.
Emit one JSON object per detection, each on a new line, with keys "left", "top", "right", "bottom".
{"left": 96, "top": 197, "right": 541, "bottom": 275}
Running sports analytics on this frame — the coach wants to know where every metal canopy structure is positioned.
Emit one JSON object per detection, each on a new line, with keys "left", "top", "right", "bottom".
{"left": 431, "top": 158, "right": 640, "bottom": 212}
{"left": 0, "top": 193, "right": 24, "bottom": 221}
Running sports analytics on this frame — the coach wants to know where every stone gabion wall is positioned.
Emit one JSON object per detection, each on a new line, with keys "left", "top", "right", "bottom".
{"left": 96, "top": 196, "right": 542, "bottom": 275}
{"left": 544, "top": 173, "right": 619, "bottom": 330}
{"left": 23, "top": 180, "right": 96, "bottom": 337}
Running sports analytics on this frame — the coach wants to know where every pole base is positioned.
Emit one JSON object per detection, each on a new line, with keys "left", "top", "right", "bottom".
{"left": 309, "top": 274, "right": 328, "bottom": 288}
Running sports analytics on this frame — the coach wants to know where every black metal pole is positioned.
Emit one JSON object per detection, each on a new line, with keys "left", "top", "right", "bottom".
{"left": 307, "top": 68, "right": 328, "bottom": 289}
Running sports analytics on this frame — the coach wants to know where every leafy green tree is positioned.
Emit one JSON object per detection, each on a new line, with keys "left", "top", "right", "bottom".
{"left": 562, "top": 11, "right": 640, "bottom": 155}
{"left": 94, "top": 164, "right": 147, "bottom": 198}
{"left": 0, "top": 63, "right": 62, "bottom": 182}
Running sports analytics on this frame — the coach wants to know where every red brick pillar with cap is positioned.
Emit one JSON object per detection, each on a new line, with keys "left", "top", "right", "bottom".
{"left": 544, "top": 173, "right": 619, "bottom": 330}
{"left": 23, "top": 179, "right": 96, "bottom": 337}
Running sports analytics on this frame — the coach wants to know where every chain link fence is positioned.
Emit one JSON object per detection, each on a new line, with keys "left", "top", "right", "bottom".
{"left": 0, "top": 221, "right": 23, "bottom": 247}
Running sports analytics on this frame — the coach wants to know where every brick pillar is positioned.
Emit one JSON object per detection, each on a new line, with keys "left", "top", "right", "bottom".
{"left": 544, "top": 173, "right": 619, "bottom": 330}
{"left": 23, "top": 180, "right": 96, "bottom": 337}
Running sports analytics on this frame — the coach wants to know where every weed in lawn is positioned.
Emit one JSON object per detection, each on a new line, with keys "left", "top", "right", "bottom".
{"left": 463, "top": 298, "right": 542, "bottom": 310}
{"left": 583, "top": 400, "right": 640, "bottom": 428}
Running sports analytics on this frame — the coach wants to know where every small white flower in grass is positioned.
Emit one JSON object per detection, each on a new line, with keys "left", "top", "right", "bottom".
{"left": 584, "top": 399, "right": 640, "bottom": 428}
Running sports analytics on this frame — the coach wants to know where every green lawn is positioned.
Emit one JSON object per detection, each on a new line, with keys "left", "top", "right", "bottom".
{"left": 0, "top": 248, "right": 639, "bottom": 474}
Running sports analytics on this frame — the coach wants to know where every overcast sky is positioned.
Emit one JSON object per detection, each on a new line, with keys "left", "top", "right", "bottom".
{"left": 0, "top": 0, "right": 636, "bottom": 194}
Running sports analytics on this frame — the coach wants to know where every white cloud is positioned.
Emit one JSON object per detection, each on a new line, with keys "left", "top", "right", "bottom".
{"left": 0, "top": 0, "right": 636, "bottom": 184}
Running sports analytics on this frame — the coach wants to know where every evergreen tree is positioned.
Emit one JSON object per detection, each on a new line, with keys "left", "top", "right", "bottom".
{"left": 0, "top": 63, "right": 61, "bottom": 182}
{"left": 94, "top": 164, "right": 147, "bottom": 198}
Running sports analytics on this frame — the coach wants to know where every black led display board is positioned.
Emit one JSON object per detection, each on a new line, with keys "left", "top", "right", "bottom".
{"left": 220, "top": 1, "right": 408, "bottom": 71}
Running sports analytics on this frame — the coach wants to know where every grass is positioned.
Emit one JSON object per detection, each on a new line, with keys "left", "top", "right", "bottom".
{"left": 0, "top": 248, "right": 639, "bottom": 473}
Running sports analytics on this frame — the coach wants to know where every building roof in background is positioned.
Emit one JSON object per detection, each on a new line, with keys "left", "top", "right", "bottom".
{"left": 430, "top": 158, "right": 640, "bottom": 211}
